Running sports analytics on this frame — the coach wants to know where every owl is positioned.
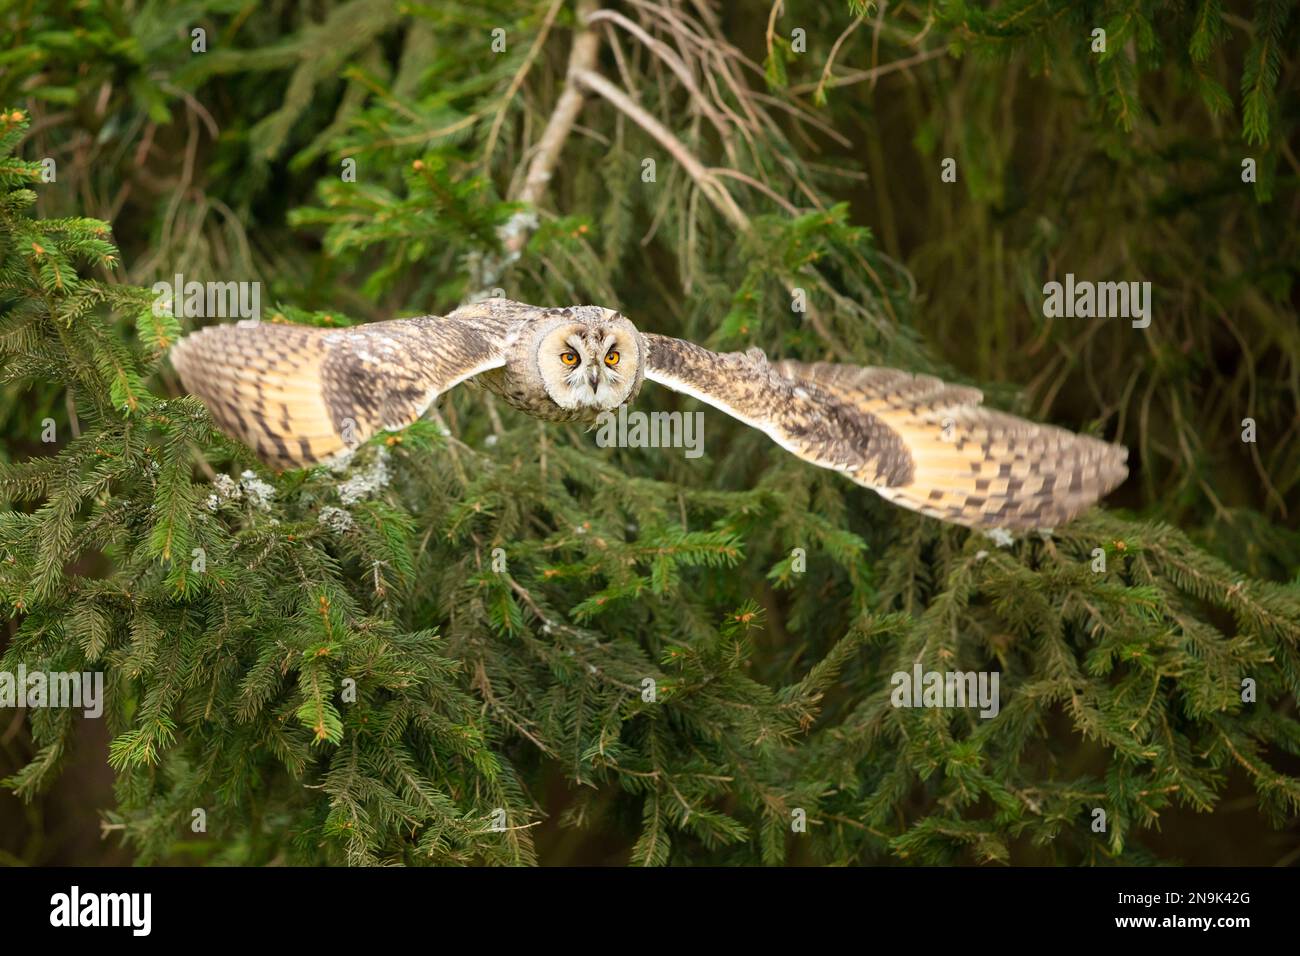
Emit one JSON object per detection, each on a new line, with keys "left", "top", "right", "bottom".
{"left": 169, "top": 298, "right": 1128, "bottom": 530}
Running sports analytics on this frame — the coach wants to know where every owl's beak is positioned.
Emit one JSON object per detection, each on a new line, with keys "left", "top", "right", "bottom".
{"left": 587, "top": 366, "right": 600, "bottom": 390}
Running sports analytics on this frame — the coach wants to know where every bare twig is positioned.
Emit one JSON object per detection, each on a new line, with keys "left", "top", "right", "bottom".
{"left": 573, "top": 67, "right": 749, "bottom": 229}
{"left": 707, "top": 167, "right": 802, "bottom": 216}
{"left": 484, "top": 0, "right": 567, "bottom": 166}
{"left": 514, "top": 0, "right": 603, "bottom": 215}
{"left": 764, "top": 0, "right": 785, "bottom": 72}
{"left": 811, "top": 13, "right": 866, "bottom": 103}
{"left": 789, "top": 46, "right": 945, "bottom": 95}
{"left": 575, "top": 66, "right": 849, "bottom": 356}
{"left": 473, "top": 0, "right": 603, "bottom": 288}
{"left": 587, "top": 7, "right": 736, "bottom": 163}
{"left": 869, "top": 0, "right": 888, "bottom": 92}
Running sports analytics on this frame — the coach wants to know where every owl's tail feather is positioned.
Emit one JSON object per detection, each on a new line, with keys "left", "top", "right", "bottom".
{"left": 170, "top": 323, "right": 346, "bottom": 469}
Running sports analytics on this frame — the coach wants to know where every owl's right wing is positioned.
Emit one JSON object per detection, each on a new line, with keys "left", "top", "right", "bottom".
{"left": 170, "top": 302, "right": 518, "bottom": 469}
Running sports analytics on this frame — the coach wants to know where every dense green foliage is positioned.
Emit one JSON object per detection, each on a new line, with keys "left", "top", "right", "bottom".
{"left": 0, "top": 1, "right": 1296, "bottom": 865}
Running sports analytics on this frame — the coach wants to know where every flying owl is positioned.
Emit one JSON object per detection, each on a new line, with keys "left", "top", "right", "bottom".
{"left": 168, "top": 298, "right": 1128, "bottom": 530}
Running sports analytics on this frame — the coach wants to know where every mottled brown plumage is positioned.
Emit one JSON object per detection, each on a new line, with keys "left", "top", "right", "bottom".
{"left": 170, "top": 298, "right": 1128, "bottom": 530}
{"left": 770, "top": 361, "right": 1128, "bottom": 529}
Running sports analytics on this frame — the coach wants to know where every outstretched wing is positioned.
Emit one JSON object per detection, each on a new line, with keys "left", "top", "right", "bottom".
{"left": 170, "top": 304, "right": 513, "bottom": 469}
{"left": 643, "top": 334, "right": 1128, "bottom": 530}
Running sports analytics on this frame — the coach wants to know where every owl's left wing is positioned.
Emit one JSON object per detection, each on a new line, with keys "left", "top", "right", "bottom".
{"left": 643, "top": 334, "right": 1128, "bottom": 530}
{"left": 171, "top": 304, "right": 515, "bottom": 469}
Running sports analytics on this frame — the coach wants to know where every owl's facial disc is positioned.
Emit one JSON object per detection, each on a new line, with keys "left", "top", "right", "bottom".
{"left": 537, "top": 313, "right": 639, "bottom": 412}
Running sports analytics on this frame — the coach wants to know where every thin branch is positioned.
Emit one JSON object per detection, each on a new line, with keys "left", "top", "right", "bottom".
{"left": 573, "top": 67, "right": 748, "bottom": 229}
{"left": 515, "top": 0, "right": 603, "bottom": 214}
{"left": 575, "top": 66, "right": 849, "bottom": 357}
{"left": 811, "top": 12, "right": 866, "bottom": 103}
{"left": 764, "top": 0, "right": 785, "bottom": 73}
{"left": 470, "top": 0, "right": 602, "bottom": 295}
{"left": 484, "top": 0, "right": 567, "bottom": 167}
{"left": 789, "top": 46, "right": 946, "bottom": 95}
{"left": 707, "top": 166, "right": 801, "bottom": 216}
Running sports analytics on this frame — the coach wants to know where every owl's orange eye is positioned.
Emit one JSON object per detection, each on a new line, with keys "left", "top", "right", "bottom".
{"left": 604, "top": 350, "right": 620, "bottom": 367}
{"left": 560, "top": 351, "right": 579, "bottom": 366}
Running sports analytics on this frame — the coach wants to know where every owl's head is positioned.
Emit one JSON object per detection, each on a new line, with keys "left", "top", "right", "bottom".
{"left": 534, "top": 307, "right": 643, "bottom": 411}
